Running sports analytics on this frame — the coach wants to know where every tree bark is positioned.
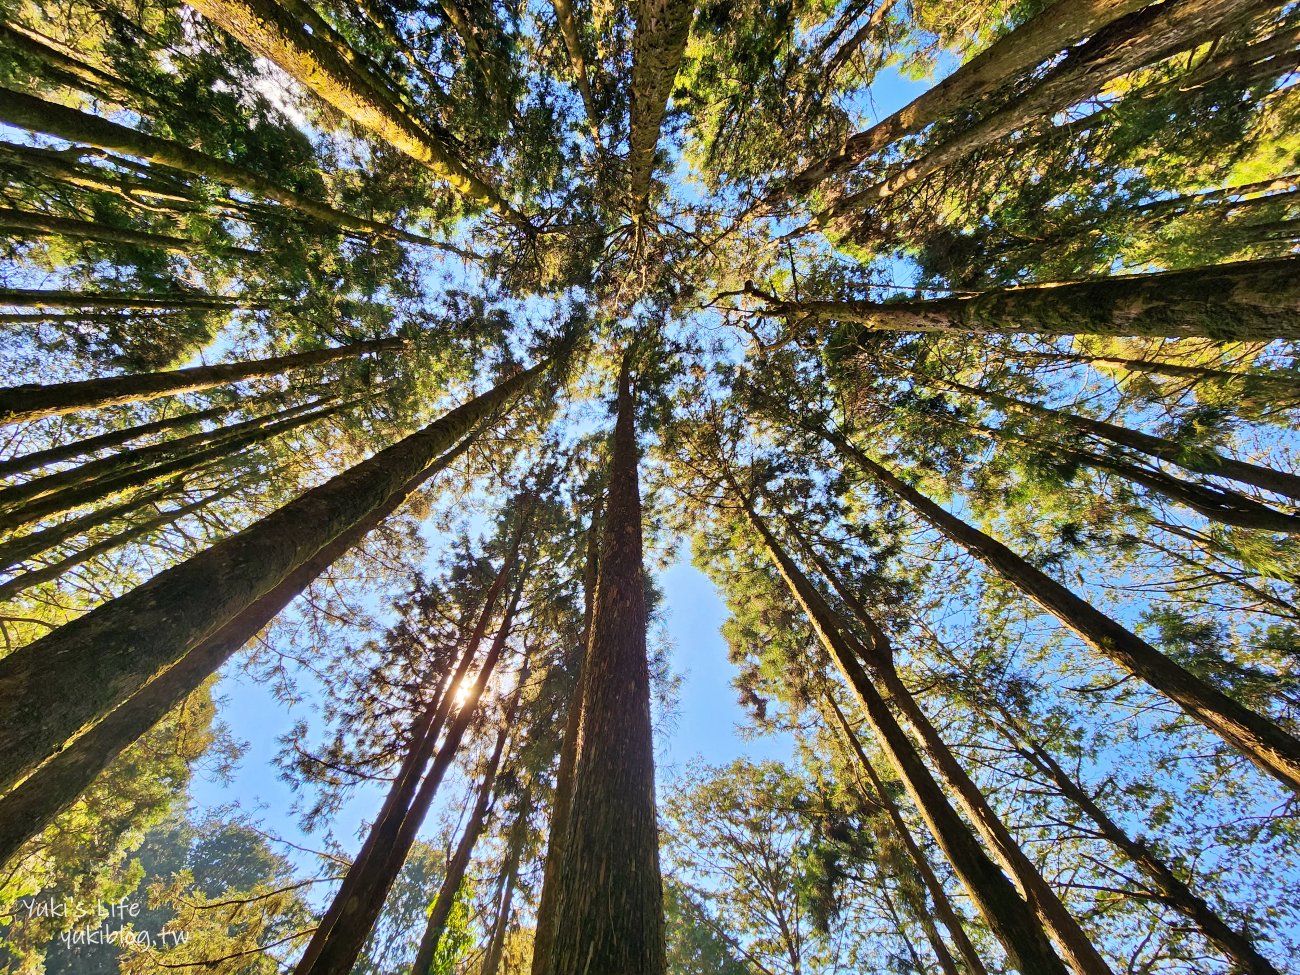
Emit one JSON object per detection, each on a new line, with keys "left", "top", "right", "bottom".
{"left": 185, "top": 0, "right": 531, "bottom": 231}
{"left": 820, "top": 0, "right": 1281, "bottom": 223}
{"left": 941, "top": 375, "right": 1300, "bottom": 502}
{"left": 775, "top": 0, "right": 1153, "bottom": 201}
{"left": 0, "top": 357, "right": 549, "bottom": 794}
{"left": 0, "top": 336, "right": 404, "bottom": 426}
{"left": 0, "top": 424, "right": 487, "bottom": 868}
{"left": 0, "top": 86, "right": 442, "bottom": 246}
{"left": 769, "top": 256, "right": 1300, "bottom": 340}
{"left": 738, "top": 490, "right": 1071, "bottom": 975}
{"left": 627, "top": 0, "right": 692, "bottom": 220}
{"left": 823, "top": 693, "right": 990, "bottom": 975}
{"left": 536, "top": 350, "right": 667, "bottom": 975}
{"left": 1014, "top": 348, "right": 1300, "bottom": 402}
{"left": 551, "top": 0, "right": 603, "bottom": 144}
{"left": 825, "top": 427, "right": 1300, "bottom": 795}
{"left": 0, "top": 285, "right": 260, "bottom": 315}
{"left": 480, "top": 804, "right": 528, "bottom": 975}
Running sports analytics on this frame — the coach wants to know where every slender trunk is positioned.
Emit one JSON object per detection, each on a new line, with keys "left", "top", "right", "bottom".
{"left": 1136, "top": 176, "right": 1300, "bottom": 218}
{"left": 0, "top": 388, "right": 299, "bottom": 478}
{"left": 0, "top": 139, "right": 203, "bottom": 207}
{"left": 0, "top": 394, "right": 337, "bottom": 515}
{"left": 776, "top": 0, "right": 1153, "bottom": 201}
{"left": 0, "top": 357, "right": 549, "bottom": 794}
{"left": 769, "top": 255, "right": 1300, "bottom": 340}
{"left": 823, "top": 0, "right": 902, "bottom": 81}
{"left": 0, "top": 22, "right": 148, "bottom": 105}
{"left": 0, "top": 286, "right": 260, "bottom": 315}
{"left": 821, "top": 0, "right": 1279, "bottom": 222}
{"left": 185, "top": 0, "right": 530, "bottom": 230}
{"left": 298, "top": 581, "right": 524, "bottom": 975}
{"left": 0, "top": 478, "right": 247, "bottom": 602}
{"left": 0, "top": 336, "right": 404, "bottom": 425}
{"left": 410, "top": 716, "right": 514, "bottom": 974}
{"left": 537, "top": 351, "right": 667, "bottom": 975}
{"left": 530, "top": 489, "right": 603, "bottom": 975}
{"left": 803, "top": 543, "right": 1111, "bottom": 975}
{"left": 987, "top": 704, "right": 1283, "bottom": 975}
{"left": 551, "top": 0, "right": 603, "bottom": 143}
{"left": 0, "top": 86, "right": 441, "bottom": 246}
{"left": 1014, "top": 348, "right": 1300, "bottom": 401}
{"left": 1127, "top": 531, "right": 1300, "bottom": 621}
{"left": 481, "top": 802, "right": 529, "bottom": 975}
{"left": 737, "top": 490, "right": 1070, "bottom": 974}
{"left": 0, "top": 480, "right": 184, "bottom": 572}
{"left": 826, "top": 427, "right": 1300, "bottom": 794}
{"left": 881, "top": 883, "right": 949, "bottom": 975}
{"left": 941, "top": 375, "right": 1300, "bottom": 503}
{"left": 824, "top": 693, "right": 990, "bottom": 975}
{"left": 627, "top": 0, "right": 693, "bottom": 220}
{"left": 0, "top": 397, "right": 352, "bottom": 533}
{"left": 0, "top": 424, "right": 487, "bottom": 868}
{"left": 0, "top": 206, "right": 257, "bottom": 257}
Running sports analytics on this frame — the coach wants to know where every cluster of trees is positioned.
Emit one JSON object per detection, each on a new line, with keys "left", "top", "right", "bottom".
{"left": 0, "top": 0, "right": 1298, "bottom": 972}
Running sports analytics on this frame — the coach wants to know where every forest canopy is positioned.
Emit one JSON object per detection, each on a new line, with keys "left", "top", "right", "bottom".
{"left": 1, "top": 0, "right": 1299, "bottom": 973}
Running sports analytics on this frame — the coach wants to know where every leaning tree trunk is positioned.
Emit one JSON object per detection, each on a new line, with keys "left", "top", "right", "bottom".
{"left": 0, "top": 336, "right": 404, "bottom": 425}
{"left": 530, "top": 489, "right": 603, "bottom": 975}
{"left": 0, "top": 357, "right": 549, "bottom": 794}
{"left": 765, "top": 256, "right": 1300, "bottom": 341}
{"left": 0, "top": 206, "right": 257, "bottom": 257}
{"left": 1014, "top": 349, "right": 1300, "bottom": 402}
{"left": 535, "top": 351, "right": 667, "bottom": 975}
{"left": 0, "top": 86, "right": 442, "bottom": 246}
{"left": 480, "top": 804, "right": 529, "bottom": 975}
{"left": 551, "top": 0, "right": 603, "bottom": 143}
{"left": 738, "top": 490, "right": 1071, "bottom": 975}
{"left": 185, "top": 0, "right": 530, "bottom": 230}
{"left": 775, "top": 0, "right": 1152, "bottom": 201}
{"left": 0, "top": 286, "right": 261, "bottom": 315}
{"left": 940, "top": 375, "right": 1300, "bottom": 503}
{"left": 0, "top": 425, "right": 487, "bottom": 868}
{"left": 820, "top": 0, "right": 1280, "bottom": 222}
{"left": 825, "top": 426, "right": 1300, "bottom": 795}
{"left": 626, "top": 0, "right": 692, "bottom": 221}
{"left": 823, "top": 692, "right": 990, "bottom": 975}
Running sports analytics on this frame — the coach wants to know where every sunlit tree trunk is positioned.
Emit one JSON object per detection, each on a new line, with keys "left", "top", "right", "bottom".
{"left": 551, "top": 0, "right": 602, "bottom": 143}
{"left": 0, "top": 206, "right": 257, "bottom": 256}
{"left": 0, "top": 285, "right": 260, "bottom": 316}
{"left": 0, "top": 358, "right": 549, "bottom": 794}
{"left": 536, "top": 351, "right": 667, "bottom": 975}
{"left": 627, "top": 0, "right": 692, "bottom": 220}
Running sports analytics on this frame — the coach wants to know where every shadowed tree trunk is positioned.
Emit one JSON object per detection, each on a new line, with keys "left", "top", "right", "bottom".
{"left": 0, "top": 336, "right": 404, "bottom": 425}
{"left": 481, "top": 802, "right": 529, "bottom": 975}
{"left": 939, "top": 375, "right": 1300, "bottom": 502}
{"left": 737, "top": 488, "right": 1072, "bottom": 975}
{"left": 0, "top": 424, "right": 487, "bottom": 867}
{"left": 0, "top": 357, "right": 550, "bottom": 794}
{"left": 823, "top": 692, "right": 990, "bottom": 975}
{"left": 757, "top": 256, "right": 1300, "bottom": 341}
{"left": 186, "top": 0, "right": 530, "bottom": 230}
{"left": 0, "top": 87, "right": 448, "bottom": 247}
{"left": 627, "top": 0, "right": 692, "bottom": 220}
{"left": 823, "top": 425, "right": 1300, "bottom": 794}
{"left": 775, "top": 0, "right": 1152, "bottom": 201}
{"left": 535, "top": 350, "right": 667, "bottom": 975}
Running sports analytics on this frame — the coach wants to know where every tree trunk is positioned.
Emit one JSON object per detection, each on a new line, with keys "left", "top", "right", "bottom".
{"left": 185, "top": 0, "right": 531, "bottom": 230}
{"left": 776, "top": 0, "right": 1152, "bottom": 201}
{"left": 1013, "top": 348, "right": 1300, "bottom": 402}
{"left": 0, "top": 477, "right": 247, "bottom": 602}
{"left": 297, "top": 577, "right": 525, "bottom": 975}
{"left": 941, "top": 375, "right": 1300, "bottom": 503}
{"left": 0, "top": 423, "right": 487, "bottom": 868}
{"left": 0, "top": 22, "right": 149, "bottom": 106}
{"left": 0, "top": 286, "right": 260, "bottom": 315}
{"left": 627, "top": 0, "right": 693, "bottom": 220}
{"left": 0, "top": 397, "right": 352, "bottom": 533}
{"left": 0, "top": 357, "right": 549, "bottom": 794}
{"left": 987, "top": 704, "right": 1284, "bottom": 975}
{"left": 823, "top": 693, "right": 990, "bottom": 975}
{"left": 551, "top": 0, "right": 603, "bottom": 143}
{"left": 481, "top": 801, "right": 529, "bottom": 975}
{"left": 803, "top": 542, "right": 1112, "bottom": 975}
{"left": 0, "top": 86, "right": 442, "bottom": 246}
{"left": 822, "top": 0, "right": 902, "bottom": 81}
{"left": 821, "top": 0, "right": 1279, "bottom": 222}
{"left": 536, "top": 350, "right": 667, "bottom": 975}
{"left": 530, "top": 489, "right": 603, "bottom": 975}
{"left": 738, "top": 490, "right": 1071, "bottom": 975}
{"left": 410, "top": 713, "right": 514, "bottom": 974}
{"left": 0, "top": 206, "right": 257, "bottom": 257}
{"left": 0, "top": 336, "right": 404, "bottom": 426}
{"left": 825, "top": 427, "right": 1300, "bottom": 795}
{"left": 770, "top": 256, "right": 1300, "bottom": 340}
